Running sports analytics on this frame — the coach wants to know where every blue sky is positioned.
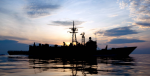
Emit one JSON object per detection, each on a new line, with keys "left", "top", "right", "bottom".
{"left": 0, "top": 0, "right": 150, "bottom": 54}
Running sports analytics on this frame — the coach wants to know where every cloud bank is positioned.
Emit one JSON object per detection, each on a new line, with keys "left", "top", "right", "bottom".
{"left": 0, "top": 36, "right": 27, "bottom": 40}
{"left": 108, "top": 38, "right": 145, "bottom": 44}
{"left": 132, "top": 22, "right": 150, "bottom": 27}
{"left": 118, "top": 0, "right": 150, "bottom": 28}
{"left": 25, "top": 0, "right": 61, "bottom": 18}
{"left": 49, "top": 20, "right": 85, "bottom": 26}
{"left": 96, "top": 26, "right": 138, "bottom": 36}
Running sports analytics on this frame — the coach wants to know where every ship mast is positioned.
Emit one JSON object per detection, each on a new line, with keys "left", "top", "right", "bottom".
{"left": 69, "top": 21, "right": 78, "bottom": 45}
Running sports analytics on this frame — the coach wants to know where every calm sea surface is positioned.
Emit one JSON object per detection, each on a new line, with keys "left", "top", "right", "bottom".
{"left": 0, "top": 54, "right": 150, "bottom": 76}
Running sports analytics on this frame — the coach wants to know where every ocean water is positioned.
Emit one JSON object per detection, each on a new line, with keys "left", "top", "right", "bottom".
{"left": 0, "top": 54, "right": 150, "bottom": 76}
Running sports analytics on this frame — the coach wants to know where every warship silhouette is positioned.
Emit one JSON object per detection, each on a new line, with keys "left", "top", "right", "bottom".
{"left": 8, "top": 21, "right": 137, "bottom": 57}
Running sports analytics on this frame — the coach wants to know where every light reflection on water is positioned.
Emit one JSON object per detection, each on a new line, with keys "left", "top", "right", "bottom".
{"left": 0, "top": 54, "right": 150, "bottom": 76}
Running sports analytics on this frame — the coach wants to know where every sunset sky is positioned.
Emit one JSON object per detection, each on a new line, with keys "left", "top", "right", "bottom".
{"left": 0, "top": 0, "right": 150, "bottom": 54}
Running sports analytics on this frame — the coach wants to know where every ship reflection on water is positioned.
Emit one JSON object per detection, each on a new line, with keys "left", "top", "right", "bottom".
{"left": 4, "top": 54, "right": 150, "bottom": 76}
{"left": 27, "top": 55, "right": 135, "bottom": 76}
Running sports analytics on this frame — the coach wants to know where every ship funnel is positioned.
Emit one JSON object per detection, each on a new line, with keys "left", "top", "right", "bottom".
{"left": 89, "top": 37, "right": 91, "bottom": 41}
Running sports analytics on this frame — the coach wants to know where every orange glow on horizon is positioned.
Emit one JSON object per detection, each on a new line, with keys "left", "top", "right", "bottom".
{"left": 66, "top": 42, "right": 70, "bottom": 46}
{"left": 73, "top": 42, "right": 76, "bottom": 45}
{"left": 58, "top": 42, "right": 71, "bottom": 46}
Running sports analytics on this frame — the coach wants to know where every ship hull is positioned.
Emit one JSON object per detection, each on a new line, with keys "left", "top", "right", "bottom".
{"left": 8, "top": 47, "right": 136, "bottom": 57}
{"left": 94, "top": 47, "right": 136, "bottom": 57}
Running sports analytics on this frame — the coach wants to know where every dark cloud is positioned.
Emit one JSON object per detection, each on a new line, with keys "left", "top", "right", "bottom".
{"left": 108, "top": 38, "right": 145, "bottom": 44}
{"left": 49, "top": 21, "right": 85, "bottom": 26}
{"left": 132, "top": 16, "right": 150, "bottom": 27}
{"left": 96, "top": 26, "right": 138, "bottom": 36}
{"left": 0, "top": 36, "right": 27, "bottom": 40}
{"left": 133, "top": 22, "right": 150, "bottom": 27}
{"left": 25, "top": 0, "right": 61, "bottom": 18}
